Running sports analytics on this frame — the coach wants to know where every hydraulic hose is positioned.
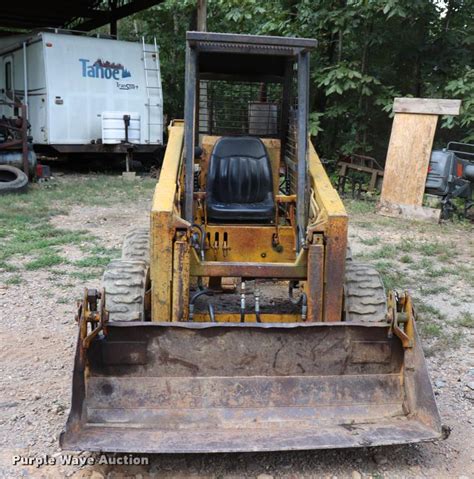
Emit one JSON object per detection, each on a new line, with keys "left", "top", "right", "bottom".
{"left": 189, "top": 289, "right": 214, "bottom": 321}
{"left": 240, "top": 281, "right": 246, "bottom": 323}
{"left": 288, "top": 282, "right": 308, "bottom": 321}
{"left": 191, "top": 223, "right": 206, "bottom": 261}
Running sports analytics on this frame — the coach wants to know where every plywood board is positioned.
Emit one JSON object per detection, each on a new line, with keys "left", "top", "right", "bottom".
{"left": 379, "top": 113, "right": 438, "bottom": 207}
{"left": 393, "top": 98, "right": 461, "bottom": 115}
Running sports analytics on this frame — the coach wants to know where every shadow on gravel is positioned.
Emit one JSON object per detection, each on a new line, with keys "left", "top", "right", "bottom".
{"left": 72, "top": 442, "right": 448, "bottom": 478}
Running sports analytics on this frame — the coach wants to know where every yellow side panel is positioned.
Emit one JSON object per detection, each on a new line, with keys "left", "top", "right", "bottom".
{"left": 171, "top": 238, "right": 190, "bottom": 321}
{"left": 308, "top": 143, "right": 347, "bottom": 219}
{"left": 308, "top": 142, "right": 348, "bottom": 322}
{"left": 150, "top": 121, "right": 185, "bottom": 321}
{"left": 151, "top": 120, "right": 184, "bottom": 214}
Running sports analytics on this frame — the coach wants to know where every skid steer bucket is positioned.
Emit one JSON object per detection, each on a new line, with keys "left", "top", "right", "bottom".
{"left": 60, "top": 321, "right": 442, "bottom": 453}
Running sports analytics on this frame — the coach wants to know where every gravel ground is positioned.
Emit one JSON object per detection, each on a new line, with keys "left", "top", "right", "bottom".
{"left": 0, "top": 176, "right": 473, "bottom": 478}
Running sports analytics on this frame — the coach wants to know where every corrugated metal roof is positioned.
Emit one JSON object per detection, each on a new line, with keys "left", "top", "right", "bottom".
{"left": 0, "top": 0, "right": 163, "bottom": 34}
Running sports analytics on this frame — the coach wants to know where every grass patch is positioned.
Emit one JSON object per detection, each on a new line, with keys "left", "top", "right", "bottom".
{"left": 84, "top": 245, "right": 121, "bottom": 256}
{"left": 416, "top": 257, "right": 457, "bottom": 279}
{"left": 343, "top": 199, "right": 375, "bottom": 215}
{"left": 69, "top": 270, "right": 102, "bottom": 281}
{"left": 0, "top": 224, "right": 89, "bottom": 262}
{"left": 398, "top": 239, "right": 417, "bottom": 253}
{"left": 417, "top": 241, "right": 446, "bottom": 257}
{"left": 438, "top": 252, "right": 454, "bottom": 263}
{"left": 74, "top": 255, "right": 115, "bottom": 268}
{"left": 414, "top": 300, "right": 446, "bottom": 321}
{"left": 0, "top": 175, "right": 155, "bottom": 264}
{"left": 424, "top": 331, "right": 464, "bottom": 357}
{"left": 53, "top": 281, "right": 76, "bottom": 288}
{"left": 418, "top": 257, "right": 432, "bottom": 269}
{"left": 425, "top": 266, "right": 455, "bottom": 278}
{"left": 363, "top": 244, "right": 398, "bottom": 260}
{"left": 458, "top": 311, "right": 474, "bottom": 328}
{"left": 56, "top": 297, "right": 72, "bottom": 304}
{"left": 4, "top": 274, "right": 23, "bottom": 285}
{"left": 419, "top": 322, "right": 442, "bottom": 338}
{"left": 399, "top": 254, "right": 413, "bottom": 264}
{"left": 359, "top": 237, "right": 381, "bottom": 246}
{"left": 372, "top": 260, "right": 404, "bottom": 290}
{"left": 48, "top": 269, "right": 66, "bottom": 277}
{"left": 457, "top": 265, "right": 474, "bottom": 286}
{"left": 0, "top": 260, "right": 19, "bottom": 272}
{"left": 25, "top": 253, "right": 66, "bottom": 271}
{"left": 420, "top": 284, "right": 450, "bottom": 295}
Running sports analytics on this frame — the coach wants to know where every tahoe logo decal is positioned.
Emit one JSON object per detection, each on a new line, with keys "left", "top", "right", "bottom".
{"left": 80, "top": 58, "right": 132, "bottom": 80}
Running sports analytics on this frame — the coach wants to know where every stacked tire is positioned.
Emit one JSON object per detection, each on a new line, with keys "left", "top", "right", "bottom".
{"left": 0, "top": 165, "right": 28, "bottom": 194}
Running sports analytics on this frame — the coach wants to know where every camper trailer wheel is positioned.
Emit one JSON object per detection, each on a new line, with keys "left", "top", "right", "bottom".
{"left": 122, "top": 227, "right": 150, "bottom": 263}
{"left": 344, "top": 262, "right": 388, "bottom": 322}
{"left": 102, "top": 259, "right": 149, "bottom": 322}
{"left": 0, "top": 165, "right": 28, "bottom": 194}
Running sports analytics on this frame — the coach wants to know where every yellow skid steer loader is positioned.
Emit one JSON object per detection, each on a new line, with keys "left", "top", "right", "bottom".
{"left": 61, "top": 32, "right": 444, "bottom": 453}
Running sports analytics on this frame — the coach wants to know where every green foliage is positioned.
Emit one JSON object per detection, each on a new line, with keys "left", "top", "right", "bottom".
{"left": 116, "top": 0, "right": 474, "bottom": 157}
{"left": 442, "top": 67, "right": 474, "bottom": 142}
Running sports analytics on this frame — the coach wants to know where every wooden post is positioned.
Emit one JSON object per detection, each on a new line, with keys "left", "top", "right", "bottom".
{"left": 377, "top": 98, "right": 461, "bottom": 221}
{"left": 109, "top": 0, "right": 117, "bottom": 36}
{"left": 197, "top": 0, "right": 207, "bottom": 32}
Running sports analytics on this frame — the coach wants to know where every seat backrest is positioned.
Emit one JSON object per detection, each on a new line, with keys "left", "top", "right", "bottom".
{"left": 207, "top": 136, "right": 273, "bottom": 204}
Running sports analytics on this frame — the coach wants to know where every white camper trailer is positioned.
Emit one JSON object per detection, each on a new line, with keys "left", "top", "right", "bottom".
{"left": 0, "top": 30, "right": 163, "bottom": 159}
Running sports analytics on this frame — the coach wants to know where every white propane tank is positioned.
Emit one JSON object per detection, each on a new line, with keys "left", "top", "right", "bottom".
{"left": 101, "top": 112, "right": 141, "bottom": 144}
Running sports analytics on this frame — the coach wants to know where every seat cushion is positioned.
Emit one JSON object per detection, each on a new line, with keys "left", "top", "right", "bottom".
{"left": 206, "top": 137, "right": 275, "bottom": 222}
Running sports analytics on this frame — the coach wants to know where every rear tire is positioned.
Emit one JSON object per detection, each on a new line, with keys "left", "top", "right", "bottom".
{"left": 103, "top": 260, "right": 148, "bottom": 322}
{"left": 344, "top": 262, "right": 388, "bottom": 323}
{"left": 122, "top": 227, "right": 150, "bottom": 263}
{"left": 0, "top": 165, "right": 28, "bottom": 194}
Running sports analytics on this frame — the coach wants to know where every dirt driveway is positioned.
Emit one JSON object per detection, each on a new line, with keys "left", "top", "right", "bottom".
{"left": 0, "top": 175, "right": 472, "bottom": 478}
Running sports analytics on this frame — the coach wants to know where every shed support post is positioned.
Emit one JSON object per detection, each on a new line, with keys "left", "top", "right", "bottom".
{"left": 296, "top": 51, "right": 309, "bottom": 250}
{"left": 184, "top": 45, "right": 197, "bottom": 223}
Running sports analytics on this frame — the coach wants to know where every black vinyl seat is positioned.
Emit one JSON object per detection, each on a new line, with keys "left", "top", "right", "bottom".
{"left": 206, "top": 136, "right": 275, "bottom": 222}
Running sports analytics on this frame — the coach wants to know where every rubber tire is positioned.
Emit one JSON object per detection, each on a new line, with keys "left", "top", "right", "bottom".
{"left": 103, "top": 259, "right": 148, "bottom": 322}
{"left": 344, "top": 262, "right": 388, "bottom": 323}
{"left": 122, "top": 227, "right": 150, "bottom": 263}
{"left": 0, "top": 165, "right": 28, "bottom": 194}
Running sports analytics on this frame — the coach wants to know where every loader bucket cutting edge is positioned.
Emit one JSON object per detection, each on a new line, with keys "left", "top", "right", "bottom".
{"left": 60, "top": 322, "right": 442, "bottom": 453}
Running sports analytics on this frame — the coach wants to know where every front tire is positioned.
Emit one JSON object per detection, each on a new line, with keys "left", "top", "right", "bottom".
{"left": 102, "top": 260, "right": 148, "bottom": 322}
{"left": 344, "top": 262, "right": 388, "bottom": 323}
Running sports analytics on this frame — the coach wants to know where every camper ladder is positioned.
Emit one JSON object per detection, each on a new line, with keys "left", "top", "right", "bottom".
{"left": 142, "top": 37, "right": 162, "bottom": 144}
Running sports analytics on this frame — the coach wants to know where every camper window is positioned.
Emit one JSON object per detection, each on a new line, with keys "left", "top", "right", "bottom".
{"left": 5, "top": 61, "right": 12, "bottom": 91}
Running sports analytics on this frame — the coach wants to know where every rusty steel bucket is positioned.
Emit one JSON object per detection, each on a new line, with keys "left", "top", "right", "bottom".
{"left": 60, "top": 322, "right": 443, "bottom": 453}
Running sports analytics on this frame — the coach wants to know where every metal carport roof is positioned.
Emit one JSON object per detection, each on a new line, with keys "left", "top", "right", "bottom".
{"left": 0, "top": 0, "right": 164, "bottom": 35}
